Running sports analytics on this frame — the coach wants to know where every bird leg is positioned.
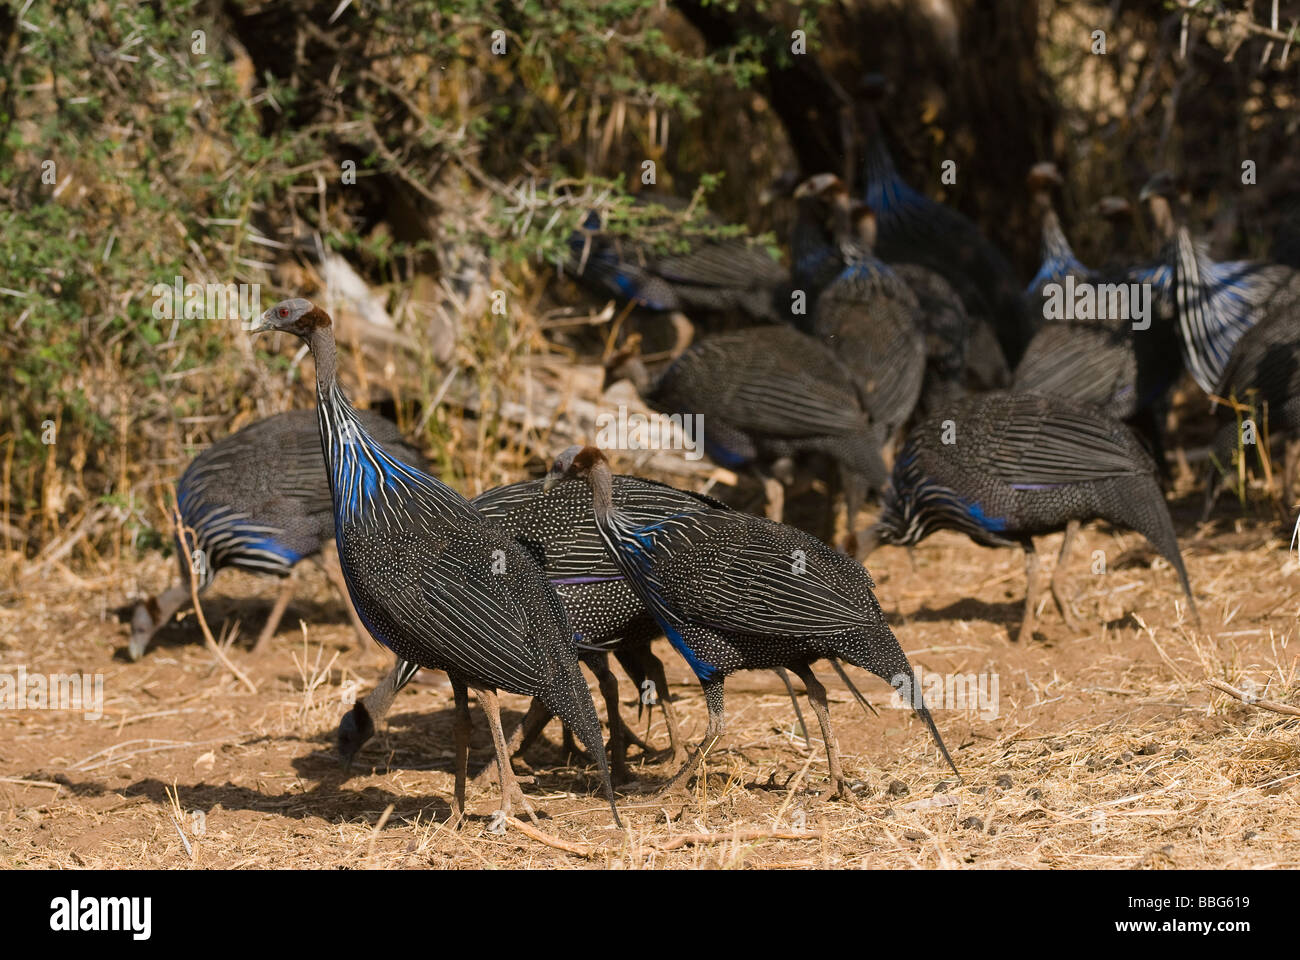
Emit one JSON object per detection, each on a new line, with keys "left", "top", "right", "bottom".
{"left": 252, "top": 571, "right": 297, "bottom": 653}
{"left": 644, "top": 654, "right": 687, "bottom": 765}
{"left": 843, "top": 472, "right": 867, "bottom": 559}
{"left": 476, "top": 687, "right": 538, "bottom": 825}
{"left": 790, "top": 662, "right": 857, "bottom": 803}
{"left": 655, "top": 678, "right": 725, "bottom": 797}
{"left": 1285, "top": 437, "right": 1300, "bottom": 508}
{"left": 470, "top": 697, "right": 550, "bottom": 789}
{"left": 1200, "top": 463, "right": 1223, "bottom": 523}
{"left": 450, "top": 678, "right": 471, "bottom": 826}
{"left": 621, "top": 646, "right": 685, "bottom": 764}
{"left": 775, "top": 667, "right": 812, "bottom": 748}
{"left": 587, "top": 655, "right": 631, "bottom": 784}
{"left": 1017, "top": 540, "right": 1041, "bottom": 644}
{"left": 1050, "top": 520, "right": 1081, "bottom": 632}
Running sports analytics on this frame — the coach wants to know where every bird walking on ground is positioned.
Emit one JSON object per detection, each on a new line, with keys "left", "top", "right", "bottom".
{"left": 615, "top": 323, "right": 888, "bottom": 550}
{"left": 339, "top": 475, "right": 875, "bottom": 779}
{"left": 338, "top": 474, "right": 727, "bottom": 781}
{"left": 862, "top": 392, "right": 1197, "bottom": 642}
{"left": 544, "top": 445, "right": 958, "bottom": 800}
{"left": 251, "top": 298, "right": 619, "bottom": 827}
{"left": 129, "top": 410, "right": 425, "bottom": 661}
{"left": 1014, "top": 164, "right": 1182, "bottom": 439}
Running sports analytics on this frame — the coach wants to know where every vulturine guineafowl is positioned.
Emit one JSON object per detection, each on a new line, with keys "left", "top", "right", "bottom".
{"left": 1014, "top": 166, "right": 1182, "bottom": 438}
{"left": 569, "top": 196, "right": 787, "bottom": 323}
{"left": 615, "top": 324, "right": 888, "bottom": 552}
{"left": 339, "top": 475, "right": 875, "bottom": 778}
{"left": 857, "top": 76, "right": 1030, "bottom": 365}
{"left": 793, "top": 175, "right": 926, "bottom": 437}
{"left": 1022, "top": 163, "right": 1087, "bottom": 314}
{"left": 544, "top": 445, "right": 958, "bottom": 800}
{"left": 338, "top": 474, "right": 730, "bottom": 781}
{"left": 129, "top": 410, "right": 426, "bottom": 661}
{"left": 1139, "top": 171, "right": 1300, "bottom": 397}
{"left": 862, "top": 392, "right": 1198, "bottom": 643}
{"left": 1171, "top": 224, "right": 1300, "bottom": 397}
{"left": 251, "top": 298, "right": 619, "bottom": 827}
{"left": 790, "top": 172, "right": 974, "bottom": 406}
{"left": 1204, "top": 307, "right": 1300, "bottom": 515}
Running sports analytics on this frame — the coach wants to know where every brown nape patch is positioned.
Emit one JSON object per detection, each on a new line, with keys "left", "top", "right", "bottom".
{"left": 572, "top": 445, "right": 607, "bottom": 475}
{"left": 302, "top": 305, "right": 332, "bottom": 328}
{"left": 144, "top": 596, "right": 160, "bottom": 624}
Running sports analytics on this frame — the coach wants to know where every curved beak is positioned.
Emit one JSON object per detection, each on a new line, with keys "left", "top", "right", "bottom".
{"left": 541, "top": 472, "right": 559, "bottom": 494}
{"left": 127, "top": 636, "right": 148, "bottom": 662}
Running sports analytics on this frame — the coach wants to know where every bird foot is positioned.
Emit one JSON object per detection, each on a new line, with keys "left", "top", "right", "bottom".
{"left": 1051, "top": 585, "right": 1082, "bottom": 632}
{"left": 816, "top": 779, "right": 864, "bottom": 807}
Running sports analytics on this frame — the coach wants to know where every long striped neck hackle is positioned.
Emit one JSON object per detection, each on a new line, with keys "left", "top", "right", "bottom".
{"left": 583, "top": 449, "right": 616, "bottom": 522}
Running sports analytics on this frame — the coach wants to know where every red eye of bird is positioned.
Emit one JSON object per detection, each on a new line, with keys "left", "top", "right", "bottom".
{"left": 279, "top": 307, "right": 289, "bottom": 317}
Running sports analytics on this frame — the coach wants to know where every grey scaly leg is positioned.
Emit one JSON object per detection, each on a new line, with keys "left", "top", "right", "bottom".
{"left": 656, "top": 677, "right": 725, "bottom": 797}
{"left": 1018, "top": 539, "right": 1041, "bottom": 644}
{"left": 1050, "top": 520, "right": 1081, "bottom": 632}
{"left": 477, "top": 687, "right": 538, "bottom": 824}
{"left": 253, "top": 572, "right": 297, "bottom": 653}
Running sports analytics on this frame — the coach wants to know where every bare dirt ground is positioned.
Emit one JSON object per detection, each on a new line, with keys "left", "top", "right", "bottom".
{"left": 2, "top": 494, "right": 1298, "bottom": 869}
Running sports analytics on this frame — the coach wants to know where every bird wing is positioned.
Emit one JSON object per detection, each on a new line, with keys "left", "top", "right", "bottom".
{"left": 726, "top": 372, "right": 870, "bottom": 437}
{"left": 378, "top": 536, "right": 551, "bottom": 694}
{"left": 624, "top": 512, "right": 865, "bottom": 636}
{"left": 985, "top": 402, "right": 1148, "bottom": 484}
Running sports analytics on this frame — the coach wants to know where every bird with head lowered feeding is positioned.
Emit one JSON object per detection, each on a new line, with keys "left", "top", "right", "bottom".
{"left": 543, "top": 444, "right": 958, "bottom": 800}
{"left": 249, "top": 298, "right": 620, "bottom": 828}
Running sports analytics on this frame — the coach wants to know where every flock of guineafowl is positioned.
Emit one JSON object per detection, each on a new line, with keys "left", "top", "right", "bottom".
{"left": 128, "top": 86, "right": 1300, "bottom": 830}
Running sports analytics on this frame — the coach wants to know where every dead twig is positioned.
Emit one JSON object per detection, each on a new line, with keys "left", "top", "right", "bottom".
{"left": 1207, "top": 678, "right": 1300, "bottom": 717}
{"left": 173, "top": 503, "right": 257, "bottom": 694}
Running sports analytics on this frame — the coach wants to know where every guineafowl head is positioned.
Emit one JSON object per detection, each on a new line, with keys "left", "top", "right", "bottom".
{"left": 543, "top": 445, "right": 608, "bottom": 491}
{"left": 793, "top": 172, "right": 847, "bottom": 204}
{"left": 250, "top": 298, "right": 331, "bottom": 339}
{"left": 128, "top": 598, "right": 161, "bottom": 661}
{"left": 1137, "top": 170, "right": 1178, "bottom": 203}
{"left": 337, "top": 702, "right": 374, "bottom": 774}
{"left": 1026, "top": 162, "right": 1063, "bottom": 193}
{"left": 1095, "top": 195, "right": 1132, "bottom": 222}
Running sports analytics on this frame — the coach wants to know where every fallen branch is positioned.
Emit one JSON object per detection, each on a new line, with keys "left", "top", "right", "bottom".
{"left": 1207, "top": 678, "right": 1300, "bottom": 717}
{"left": 173, "top": 503, "right": 258, "bottom": 694}
{"left": 506, "top": 816, "right": 598, "bottom": 857}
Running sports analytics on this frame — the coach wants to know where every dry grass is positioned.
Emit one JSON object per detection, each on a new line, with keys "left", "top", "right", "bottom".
{"left": 2, "top": 501, "right": 1297, "bottom": 869}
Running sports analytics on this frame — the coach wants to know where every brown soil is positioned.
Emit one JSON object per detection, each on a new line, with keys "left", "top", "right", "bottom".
{"left": 1, "top": 502, "right": 1297, "bottom": 869}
